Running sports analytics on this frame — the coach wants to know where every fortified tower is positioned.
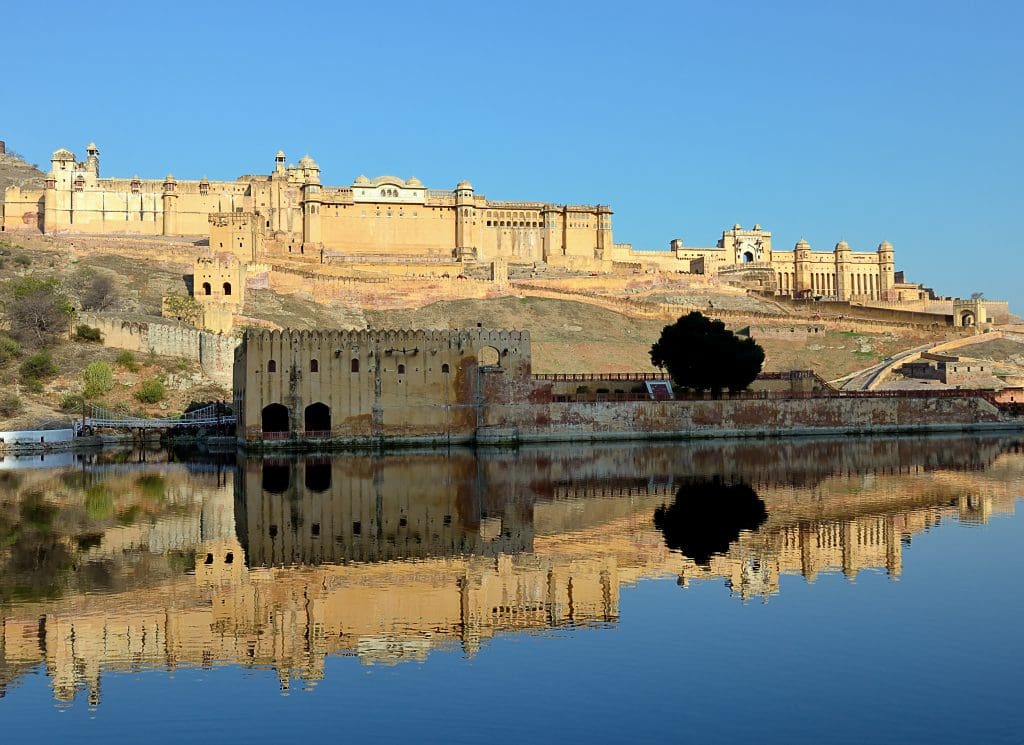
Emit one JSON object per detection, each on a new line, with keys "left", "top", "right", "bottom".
{"left": 85, "top": 142, "right": 100, "bottom": 176}
{"left": 596, "top": 205, "right": 613, "bottom": 260}
{"left": 793, "top": 238, "right": 812, "bottom": 296}
{"left": 162, "top": 174, "right": 178, "bottom": 236}
{"left": 877, "top": 241, "right": 895, "bottom": 299}
{"left": 834, "top": 240, "right": 851, "bottom": 300}
{"left": 299, "top": 155, "right": 322, "bottom": 249}
{"left": 455, "top": 180, "right": 475, "bottom": 258}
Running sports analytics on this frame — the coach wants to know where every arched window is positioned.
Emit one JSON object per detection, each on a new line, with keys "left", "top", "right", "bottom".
{"left": 223, "top": 282, "right": 232, "bottom": 296}
{"left": 397, "top": 364, "right": 406, "bottom": 375}
{"left": 202, "top": 282, "right": 212, "bottom": 295}
{"left": 350, "top": 358, "right": 359, "bottom": 373}
{"left": 267, "top": 360, "right": 277, "bottom": 373}
{"left": 441, "top": 363, "right": 450, "bottom": 374}
{"left": 310, "top": 359, "right": 319, "bottom": 373}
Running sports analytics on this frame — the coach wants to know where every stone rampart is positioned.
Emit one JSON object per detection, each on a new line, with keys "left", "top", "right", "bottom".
{"left": 77, "top": 312, "right": 237, "bottom": 385}
{"left": 481, "top": 393, "right": 1008, "bottom": 444}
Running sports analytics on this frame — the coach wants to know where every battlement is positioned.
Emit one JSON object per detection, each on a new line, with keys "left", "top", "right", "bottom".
{"left": 242, "top": 327, "right": 530, "bottom": 348}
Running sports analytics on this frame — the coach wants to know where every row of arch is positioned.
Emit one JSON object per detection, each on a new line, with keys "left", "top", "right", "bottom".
{"left": 775, "top": 270, "right": 882, "bottom": 298}
{"left": 201, "top": 281, "right": 232, "bottom": 296}
{"left": 262, "top": 402, "right": 331, "bottom": 433}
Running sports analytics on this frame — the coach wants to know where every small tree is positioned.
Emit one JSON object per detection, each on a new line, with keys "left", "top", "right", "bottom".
{"left": 75, "top": 324, "right": 103, "bottom": 342}
{"left": 20, "top": 351, "right": 58, "bottom": 386}
{"left": 78, "top": 271, "right": 118, "bottom": 311}
{"left": 82, "top": 361, "right": 114, "bottom": 399}
{"left": 2, "top": 276, "right": 74, "bottom": 347}
{"left": 135, "top": 377, "right": 166, "bottom": 404}
{"left": 115, "top": 350, "right": 140, "bottom": 372}
{"left": 650, "top": 312, "right": 765, "bottom": 396}
{"left": 0, "top": 335, "right": 21, "bottom": 365}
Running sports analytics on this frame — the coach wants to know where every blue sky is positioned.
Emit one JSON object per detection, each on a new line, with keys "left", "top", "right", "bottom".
{"left": 4, "top": 0, "right": 1021, "bottom": 310}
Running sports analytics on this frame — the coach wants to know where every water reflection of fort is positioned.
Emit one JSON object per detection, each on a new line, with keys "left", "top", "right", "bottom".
{"left": 0, "top": 436, "right": 1021, "bottom": 704}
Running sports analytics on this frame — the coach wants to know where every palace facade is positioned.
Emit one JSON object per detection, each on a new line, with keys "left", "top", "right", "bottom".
{"left": 3, "top": 142, "right": 896, "bottom": 298}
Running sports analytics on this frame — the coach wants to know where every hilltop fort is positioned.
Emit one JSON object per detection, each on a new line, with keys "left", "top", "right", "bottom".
{"left": 3, "top": 142, "right": 914, "bottom": 304}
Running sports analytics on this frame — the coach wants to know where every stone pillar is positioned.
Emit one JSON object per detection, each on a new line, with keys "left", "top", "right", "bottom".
{"left": 877, "top": 241, "right": 895, "bottom": 300}
{"left": 162, "top": 174, "right": 178, "bottom": 236}
{"left": 43, "top": 176, "right": 57, "bottom": 233}
{"left": 302, "top": 183, "right": 321, "bottom": 246}
{"left": 596, "top": 205, "right": 613, "bottom": 261}
{"left": 793, "top": 239, "right": 811, "bottom": 297}
{"left": 834, "top": 240, "right": 851, "bottom": 301}
{"left": 455, "top": 180, "right": 475, "bottom": 258}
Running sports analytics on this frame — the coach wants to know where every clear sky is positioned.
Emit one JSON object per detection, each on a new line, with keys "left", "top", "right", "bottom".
{"left": 3, "top": 0, "right": 1021, "bottom": 311}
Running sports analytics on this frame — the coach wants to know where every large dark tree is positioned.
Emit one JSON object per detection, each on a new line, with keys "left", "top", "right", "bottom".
{"left": 650, "top": 311, "right": 765, "bottom": 395}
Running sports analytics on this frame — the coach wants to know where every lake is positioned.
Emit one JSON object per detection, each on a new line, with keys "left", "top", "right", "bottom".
{"left": 1, "top": 435, "right": 1022, "bottom": 744}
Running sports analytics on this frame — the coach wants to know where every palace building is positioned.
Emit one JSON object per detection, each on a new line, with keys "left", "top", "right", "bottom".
{"left": 3, "top": 141, "right": 898, "bottom": 299}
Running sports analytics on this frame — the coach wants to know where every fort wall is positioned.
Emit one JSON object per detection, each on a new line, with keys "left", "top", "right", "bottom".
{"left": 78, "top": 312, "right": 238, "bottom": 385}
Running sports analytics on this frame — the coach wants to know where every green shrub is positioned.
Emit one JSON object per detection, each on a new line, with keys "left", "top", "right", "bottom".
{"left": 74, "top": 324, "right": 103, "bottom": 342}
{"left": 82, "top": 361, "right": 114, "bottom": 399}
{"left": 0, "top": 393, "right": 23, "bottom": 418}
{"left": 0, "top": 335, "right": 21, "bottom": 365}
{"left": 135, "top": 377, "right": 166, "bottom": 404}
{"left": 115, "top": 350, "right": 140, "bottom": 372}
{"left": 12, "top": 254, "right": 31, "bottom": 267}
{"left": 20, "top": 351, "right": 57, "bottom": 384}
{"left": 60, "top": 393, "right": 85, "bottom": 412}
{"left": 575, "top": 386, "right": 591, "bottom": 394}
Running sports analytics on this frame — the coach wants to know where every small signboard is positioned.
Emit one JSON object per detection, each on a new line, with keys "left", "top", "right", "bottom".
{"left": 645, "top": 380, "right": 674, "bottom": 400}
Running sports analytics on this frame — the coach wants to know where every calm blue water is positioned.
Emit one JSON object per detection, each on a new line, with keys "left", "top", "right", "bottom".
{"left": 1, "top": 435, "right": 1022, "bottom": 744}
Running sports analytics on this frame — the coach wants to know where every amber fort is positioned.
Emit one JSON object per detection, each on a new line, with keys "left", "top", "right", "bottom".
{"left": 2, "top": 142, "right": 916, "bottom": 303}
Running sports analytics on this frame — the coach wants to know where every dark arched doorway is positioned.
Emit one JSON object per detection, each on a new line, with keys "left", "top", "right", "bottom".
{"left": 304, "top": 402, "right": 331, "bottom": 433}
{"left": 261, "top": 403, "right": 290, "bottom": 433}
{"left": 742, "top": 251, "right": 754, "bottom": 263}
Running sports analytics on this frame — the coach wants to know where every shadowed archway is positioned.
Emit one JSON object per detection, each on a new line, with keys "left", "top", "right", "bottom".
{"left": 304, "top": 402, "right": 331, "bottom": 433}
{"left": 261, "top": 403, "right": 289, "bottom": 433}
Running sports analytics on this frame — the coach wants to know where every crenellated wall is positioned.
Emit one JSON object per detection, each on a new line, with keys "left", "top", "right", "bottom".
{"left": 77, "top": 312, "right": 238, "bottom": 384}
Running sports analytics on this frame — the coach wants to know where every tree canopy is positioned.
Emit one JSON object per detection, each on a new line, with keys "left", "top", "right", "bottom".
{"left": 650, "top": 311, "right": 765, "bottom": 395}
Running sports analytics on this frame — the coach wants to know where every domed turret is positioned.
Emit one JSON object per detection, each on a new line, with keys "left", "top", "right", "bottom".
{"left": 794, "top": 238, "right": 811, "bottom": 251}
{"left": 877, "top": 240, "right": 893, "bottom": 252}
{"left": 835, "top": 239, "right": 850, "bottom": 252}
{"left": 456, "top": 180, "right": 473, "bottom": 191}
{"left": 733, "top": 223, "right": 742, "bottom": 231}
{"left": 405, "top": 177, "right": 423, "bottom": 188}
{"left": 354, "top": 175, "right": 370, "bottom": 185}
{"left": 298, "top": 154, "right": 318, "bottom": 169}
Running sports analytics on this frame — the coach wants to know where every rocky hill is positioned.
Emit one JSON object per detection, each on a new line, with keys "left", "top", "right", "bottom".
{"left": 0, "top": 147, "right": 45, "bottom": 199}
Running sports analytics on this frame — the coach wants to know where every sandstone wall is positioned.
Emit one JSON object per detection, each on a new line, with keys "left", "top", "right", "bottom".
{"left": 481, "top": 395, "right": 1004, "bottom": 442}
{"left": 78, "top": 313, "right": 237, "bottom": 385}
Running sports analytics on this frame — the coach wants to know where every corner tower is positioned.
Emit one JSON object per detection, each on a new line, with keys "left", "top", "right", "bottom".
{"left": 455, "top": 180, "right": 475, "bottom": 258}
{"left": 877, "top": 241, "right": 895, "bottom": 300}
{"left": 299, "top": 155, "right": 322, "bottom": 248}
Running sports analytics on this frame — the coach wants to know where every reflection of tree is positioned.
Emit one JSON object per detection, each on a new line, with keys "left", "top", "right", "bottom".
{"left": 653, "top": 478, "right": 767, "bottom": 566}
{"left": 0, "top": 492, "right": 74, "bottom": 602}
